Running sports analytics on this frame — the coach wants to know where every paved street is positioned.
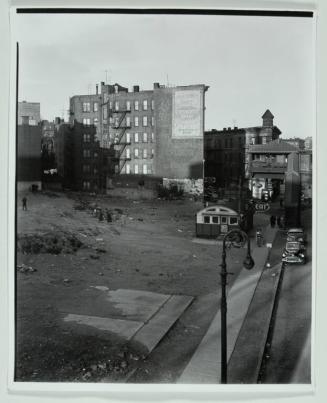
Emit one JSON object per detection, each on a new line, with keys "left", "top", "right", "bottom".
{"left": 261, "top": 209, "right": 312, "bottom": 383}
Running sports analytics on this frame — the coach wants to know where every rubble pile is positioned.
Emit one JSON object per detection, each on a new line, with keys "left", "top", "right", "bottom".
{"left": 18, "top": 232, "right": 84, "bottom": 255}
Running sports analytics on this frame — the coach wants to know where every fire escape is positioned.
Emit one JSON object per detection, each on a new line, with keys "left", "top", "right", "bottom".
{"left": 106, "top": 104, "right": 131, "bottom": 174}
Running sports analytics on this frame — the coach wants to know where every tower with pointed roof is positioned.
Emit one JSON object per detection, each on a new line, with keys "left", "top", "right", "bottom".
{"left": 262, "top": 109, "right": 274, "bottom": 127}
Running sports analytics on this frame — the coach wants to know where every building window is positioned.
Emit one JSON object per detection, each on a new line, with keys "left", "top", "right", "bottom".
{"left": 134, "top": 164, "right": 139, "bottom": 174}
{"left": 126, "top": 116, "right": 131, "bottom": 127}
{"left": 83, "top": 181, "right": 90, "bottom": 190}
{"left": 94, "top": 151, "right": 98, "bottom": 158}
{"left": 151, "top": 149, "right": 154, "bottom": 158}
{"left": 83, "top": 118, "right": 91, "bottom": 126}
{"left": 103, "top": 106, "right": 108, "bottom": 120}
{"left": 143, "top": 132, "right": 148, "bottom": 142}
{"left": 126, "top": 148, "right": 131, "bottom": 159}
{"left": 151, "top": 116, "right": 155, "bottom": 126}
{"left": 104, "top": 94, "right": 109, "bottom": 103}
{"left": 143, "top": 116, "right": 148, "bottom": 126}
{"left": 229, "top": 217, "right": 238, "bottom": 225}
{"left": 221, "top": 216, "right": 227, "bottom": 224}
{"left": 94, "top": 118, "right": 98, "bottom": 126}
{"left": 262, "top": 137, "right": 267, "bottom": 144}
{"left": 114, "top": 85, "right": 119, "bottom": 94}
{"left": 212, "top": 216, "right": 219, "bottom": 224}
{"left": 93, "top": 102, "right": 98, "bottom": 112}
{"left": 134, "top": 133, "right": 139, "bottom": 143}
{"left": 251, "top": 138, "right": 256, "bottom": 145}
{"left": 114, "top": 101, "right": 119, "bottom": 111}
{"left": 143, "top": 149, "right": 147, "bottom": 159}
{"left": 126, "top": 163, "right": 131, "bottom": 174}
{"left": 114, "top": 117, "right": 119, "bottom": 128}
{"left": 126, "top": 132, "right": 131, "bottom": 143}
{"left": 83, "top": 164, "right": 90, "bottom": 173}
{"left": 126, "top": 101, "right": 131, "bottom": 111}
{"left": 134, "top": 148, "right": 139, "bottom": 158}
{"left": 83, "top": 133, "right": 91, "bottom": 142}
{"left": 134, "top": 116, "right": 139, "bottom": 127}
{"left": 82, "top": 102, "right": 90, "bottom": 112}
{"left": 151, "top": 132, "right": 154, "bottom": 142}
{"left": 83, "top": 149, "right": 91, "bottom": 158}
{"left": 94, "top": 167, "right": 98, "bottom": 175}
{"left": 109, "top": 101, "right": 113, "bottom": 110}
{"left": 134, "top": 100, "right": 139, "bottom": 111}
{"left": 143, "top": 100, "right": 148, "bottom": 110}
{"left": 204, "top": 216, "right": 210, "bottom": 224}
{"left": 151, "top": 99, "right": 154, "bottom": 110}
{"left": 143, "top": 164, "right": 148, "bottom": 174}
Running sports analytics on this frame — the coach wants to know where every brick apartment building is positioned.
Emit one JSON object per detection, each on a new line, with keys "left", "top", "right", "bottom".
{"left": 54, "top": 122, "right": 111, "bottom": 191}
{"left": 18, "top": 101, "right": 41, "bottom": 126}
{"left": 17, "top": 122, "right": 42, "bottom": 191}
{"left": 204, "top": 109, "right": 281, "bottom": 188}
{"left": 69, "top": 82, "right": 208, "bottom": 185}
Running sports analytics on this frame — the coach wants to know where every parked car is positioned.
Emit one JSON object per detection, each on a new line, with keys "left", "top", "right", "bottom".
{"left": 286, "top": 228, "right": 306, "bottom": 244}
{"left": 282, "top": 240, "right": 306, "bottom": 264}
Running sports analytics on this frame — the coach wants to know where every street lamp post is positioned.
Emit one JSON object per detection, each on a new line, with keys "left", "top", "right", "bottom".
{"left": 220, "top": 229, "right": 255, "bottom": 384}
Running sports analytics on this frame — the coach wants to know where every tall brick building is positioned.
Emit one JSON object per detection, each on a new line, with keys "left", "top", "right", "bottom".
{"left": 204, "top": 110, "right": 281, "bottom": 188}
{"left": 18, "top": 101, "right": 41, "bottom": 126}
{"left": 17, "top": 122, "right": 42, "bottom": 191}
{"left": 54, "top": 122, "right": 111, "bottom": 191}
{"left": 69, "top": 82, "right": 208, "bottom": 183}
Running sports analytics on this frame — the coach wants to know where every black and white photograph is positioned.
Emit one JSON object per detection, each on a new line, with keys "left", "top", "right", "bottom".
{"left": 11, "top": 5, "right": 315, "bottom": 387}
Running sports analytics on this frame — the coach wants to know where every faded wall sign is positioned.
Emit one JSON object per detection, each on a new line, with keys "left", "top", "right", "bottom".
{"left": 172, "top": 89, "right": 202, "bottom": 138}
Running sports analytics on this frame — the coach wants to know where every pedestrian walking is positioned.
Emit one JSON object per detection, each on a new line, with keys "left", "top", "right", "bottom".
{"left": 270, "top": 215, "right": 276, "bottom": 228}
{"left": 256, "top": 228, "right": 263, "bottom": 247}
{"left": 106, "top": 209, "right": 112, "bottom": 223}
{"left": 277, "top": 216, "right": 281, "bottom": 228}
{"left": 98, "top": 209, "right": 104, "bottom": 221}
{"left": 22, "top": 197, "right": 27, "bottom": 211}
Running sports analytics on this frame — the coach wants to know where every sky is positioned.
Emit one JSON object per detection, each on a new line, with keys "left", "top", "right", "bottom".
{"left": 14, "top": 12, "right": 315, "bottom": 138}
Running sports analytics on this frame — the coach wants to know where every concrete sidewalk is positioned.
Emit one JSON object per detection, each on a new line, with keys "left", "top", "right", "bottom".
{"left": 178, "top": 225, "right": 278, "bottom": 383}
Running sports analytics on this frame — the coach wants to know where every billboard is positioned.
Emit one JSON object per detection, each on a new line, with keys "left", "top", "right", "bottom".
{"left": 172, "top": 89, "right": 202, "bottom": 138}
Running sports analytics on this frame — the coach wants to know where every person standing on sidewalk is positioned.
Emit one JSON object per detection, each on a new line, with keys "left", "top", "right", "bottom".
{"left": 22, "top": 196, "right": 27, "bottom": 211}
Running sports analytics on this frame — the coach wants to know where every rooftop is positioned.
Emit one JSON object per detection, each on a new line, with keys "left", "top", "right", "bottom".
{"left": 249, "top": 139, "right": 299, "bottom": 154}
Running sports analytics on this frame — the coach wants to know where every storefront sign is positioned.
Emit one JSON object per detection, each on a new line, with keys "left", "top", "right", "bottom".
{"left": 254, "top": 202, "right": 270, "bottom": 212}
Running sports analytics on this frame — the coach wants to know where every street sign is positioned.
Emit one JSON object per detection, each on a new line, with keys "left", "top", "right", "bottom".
{"left": 254, "top": 202, "right": 270, "bottom": 213}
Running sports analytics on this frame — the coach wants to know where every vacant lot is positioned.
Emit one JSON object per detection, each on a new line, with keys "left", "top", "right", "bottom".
{"left": 15, "top": 190, "right": 246, "bottom": 382}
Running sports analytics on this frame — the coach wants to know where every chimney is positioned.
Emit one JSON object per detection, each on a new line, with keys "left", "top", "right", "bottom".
{"left": 133, "top": 85, "right": 140, "bottom": 93}
{"left": 153, "top": 82, "right": 160, "bottom": 89}
{"left": 96, "top": 84, "right": 98, "bottom": 95}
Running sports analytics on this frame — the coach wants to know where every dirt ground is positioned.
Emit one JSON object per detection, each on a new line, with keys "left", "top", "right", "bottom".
{"left": 15, "top": 190, "right": 248, "bottom": 383}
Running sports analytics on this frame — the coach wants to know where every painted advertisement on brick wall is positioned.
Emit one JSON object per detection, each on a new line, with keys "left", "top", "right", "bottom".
{"left": 172, "top": 89, "right": 202, "bottom": 138}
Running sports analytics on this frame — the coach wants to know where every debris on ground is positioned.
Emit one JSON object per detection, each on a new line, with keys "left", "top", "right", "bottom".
{"left": 95, "top": 248, "right": 106, "bottom": 253}
{"left": 17, "top": 264, "right": 37, "bottom": 273}
{"left": 18, "top": 232, "right": 84, "bottom": 255}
